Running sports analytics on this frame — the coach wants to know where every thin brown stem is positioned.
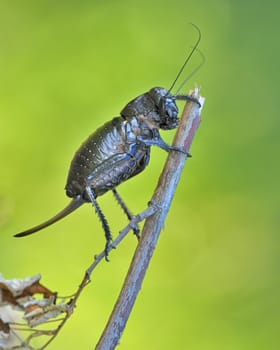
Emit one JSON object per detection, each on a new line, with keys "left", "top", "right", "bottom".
{"left": 95, "top": 88, "right": 205, "bottom": 350}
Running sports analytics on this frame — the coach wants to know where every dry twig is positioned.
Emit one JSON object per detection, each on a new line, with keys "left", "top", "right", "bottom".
{"left": 96, "top": 88, "right": 204, "bottom": 349}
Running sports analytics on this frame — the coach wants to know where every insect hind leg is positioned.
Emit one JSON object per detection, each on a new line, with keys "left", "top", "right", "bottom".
{"left": 85, "top": 186, "right": 112, "bottom": 261}
{"left": 112, "top": 188, "right": 140, "bottom": 239}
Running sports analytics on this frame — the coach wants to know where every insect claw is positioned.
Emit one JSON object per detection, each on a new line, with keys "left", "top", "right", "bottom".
{"left": 133, "top": 227, "right": 141, "bottom": 240}
{"left": 147, "top": 200, "right": 161, "bottom": 211}
{"left": 181, "top": 150, "right": 192, "bottom": 157}
{"left": 105, "top": 250, "right": 110, "bottom": 262}
{"left": 190, "top": 96, "right": 201, "bottom": 108}
{"left": 169, "top": 146, "right": 191, "bottom": 157}
{"left": 104, "top": 239, "right": 114, "bottom": 262}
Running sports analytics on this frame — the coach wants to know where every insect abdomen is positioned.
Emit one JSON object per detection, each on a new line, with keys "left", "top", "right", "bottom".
{"left": 65, "top": 117, "right": 150, "bottom": 200}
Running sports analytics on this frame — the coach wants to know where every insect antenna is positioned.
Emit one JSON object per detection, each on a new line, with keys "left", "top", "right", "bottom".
{"left": 174, "top": 48, "right": 205, "bottom": 95}
{"left": 168, "top": 23, "right": 202, "bottom": 93}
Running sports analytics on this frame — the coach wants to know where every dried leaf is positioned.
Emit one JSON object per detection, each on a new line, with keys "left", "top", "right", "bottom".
{"left": 0, "top": 318, "right": 10, "bottom": 335}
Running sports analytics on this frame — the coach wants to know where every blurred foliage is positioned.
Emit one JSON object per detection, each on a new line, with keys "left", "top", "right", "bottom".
{"left": 0, "top": 0, "right": 279, "bottom": 349}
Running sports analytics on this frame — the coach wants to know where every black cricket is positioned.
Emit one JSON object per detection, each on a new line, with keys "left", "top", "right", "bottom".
{"left": 14, "top": 27, "right": 202, "bottom": 260}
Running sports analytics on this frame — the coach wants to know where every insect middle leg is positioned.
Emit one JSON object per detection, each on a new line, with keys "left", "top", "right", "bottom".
{"left": 137, "top": 129, "right": 191, "bottom": 156}
{"left": 85, "top": 186, "right": 112, "bottom": 261}
{"left": 112, "top": 188, "right": 140, "bottom": 239}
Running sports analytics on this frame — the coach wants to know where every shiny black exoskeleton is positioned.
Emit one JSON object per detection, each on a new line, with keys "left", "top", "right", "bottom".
{"left": 14, "top": 87, "right": 193, "bottom": 259}
{"left": 66, "top": 87, "right": 184, "bottom": 199}
{"left": 14, "top": 24, "right": 203, "bottom": 260}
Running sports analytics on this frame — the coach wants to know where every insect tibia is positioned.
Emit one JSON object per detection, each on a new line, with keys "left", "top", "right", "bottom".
{"left": 85, "top": 186, "right": 112, "bottom": 261}
{"left": 175, "top": 94, "right": 201, "bottom": 107}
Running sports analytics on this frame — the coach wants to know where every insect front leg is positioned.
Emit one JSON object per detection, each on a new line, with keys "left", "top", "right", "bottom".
{"left": 176, "top": 94, "right": 201, "bottom": 107}
{"left": 137, "top": 129, "right": 191, "bottom": 156}
{"left": 85, "top": 186, "right": 112, "bottom": 261}
{"left": 112, "top": 188, "right": 140, "bottom": 239}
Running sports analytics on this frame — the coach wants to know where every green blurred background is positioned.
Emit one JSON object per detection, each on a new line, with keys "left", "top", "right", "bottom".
{"left": 0, "top": 1, "right": 279, "bottom": 349}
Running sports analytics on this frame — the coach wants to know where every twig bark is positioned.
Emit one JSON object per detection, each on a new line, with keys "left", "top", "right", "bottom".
{"left": 95, "top": 88, "right": 205, "bottom": 350}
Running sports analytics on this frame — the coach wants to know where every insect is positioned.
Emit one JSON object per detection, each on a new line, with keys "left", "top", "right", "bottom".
{"left": 14, "top": 26, "right": 202, "bottom": 260}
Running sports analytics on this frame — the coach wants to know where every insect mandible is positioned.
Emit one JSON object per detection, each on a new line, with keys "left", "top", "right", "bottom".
{"left": 14, "top": 26, "right": 202, "bottom": 260}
